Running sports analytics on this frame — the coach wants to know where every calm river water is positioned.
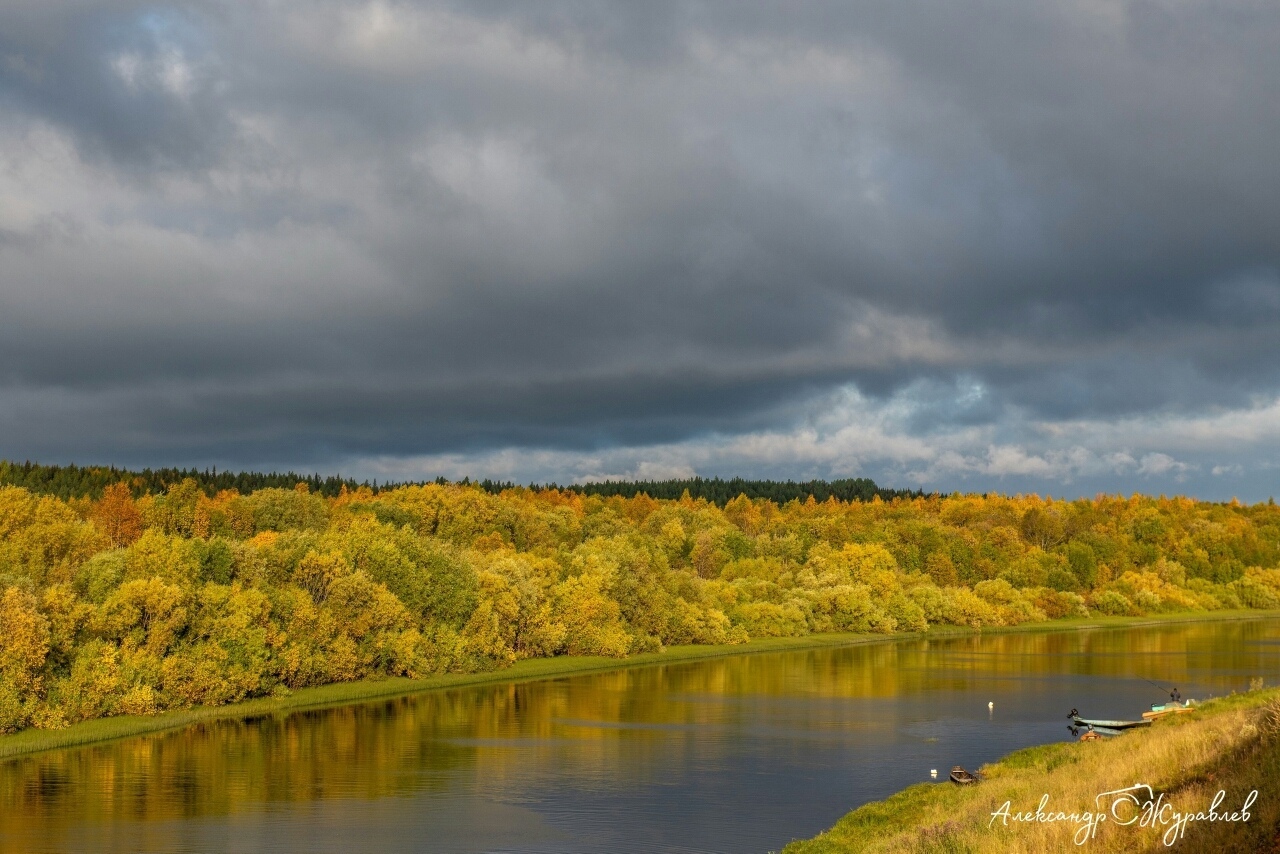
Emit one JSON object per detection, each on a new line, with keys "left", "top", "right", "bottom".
{"left": 3, "top": 618, "right": 1279, "bottom": 854}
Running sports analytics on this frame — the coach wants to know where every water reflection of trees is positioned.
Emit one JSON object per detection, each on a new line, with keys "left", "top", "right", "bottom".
{"left": 0, "top": 621, "right": 1275, "bottom": 851}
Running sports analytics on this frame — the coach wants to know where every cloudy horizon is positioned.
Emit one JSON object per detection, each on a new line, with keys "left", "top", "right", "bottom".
{"left": 2, "top": 1, "right": 1278, "bottom": 501}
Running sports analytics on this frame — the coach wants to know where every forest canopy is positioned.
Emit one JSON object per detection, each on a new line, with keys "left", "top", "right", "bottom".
{"left": 1, "top": 465, "right": 1279, "bottom": 735}
{"left": 0, "top": 460, "right": 921, "bottom": 504}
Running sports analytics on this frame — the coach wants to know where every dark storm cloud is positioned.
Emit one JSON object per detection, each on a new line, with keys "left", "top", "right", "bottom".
{"left": 1, "top": 1, "right": 1278, "bottom": 495}
{"left": 0, "top": 3, "right": 234, "bottom": 170}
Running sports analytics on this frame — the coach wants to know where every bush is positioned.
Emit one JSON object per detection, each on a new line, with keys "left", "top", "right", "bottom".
{"left": 1092, "top": 590, "right": 1135, "bottom": 616}
{"left": 1133, "top": 589, "right": 1163, "bottom": 613}
{"left": 886, "top": 593, "right": 928, "bottom": 632}
{"left": 1033, "top": 589, "right": 1089, "bottom": 619}
{"left": 0, "top": 679, "right": 26, "bottom": 734}
{"left": 806, "top": 584, "right": 893, "bottom": 633}
{"left": 731, "top": 600, "right": 811, "bottom": 637}
{"left": 665, "top": 597, "right": 733, "bottom": 645}
{"left": 1185, "top": 578, "right": 1235, "bottom": 610}
{"left": 1231, "top": 577, "right": 1280, "bottom": 610}
{"left": 973, "top": 579, "right": 1019, "bottom": 604}
{"left": 934, "top": 586, "right": 1002, "bottom": 628}
{"left": 907, "top": 584, "right": 947, "bottom": 624}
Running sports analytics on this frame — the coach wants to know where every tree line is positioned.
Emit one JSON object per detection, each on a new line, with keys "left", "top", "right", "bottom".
{"left": 564, "top": 477, "right": 925, "bottom": 505}
{"left": 0, "top": 460, "right": 368, "bottom": 500}
{"left": 0, "top": 460, "right": 924, "bottom": 506}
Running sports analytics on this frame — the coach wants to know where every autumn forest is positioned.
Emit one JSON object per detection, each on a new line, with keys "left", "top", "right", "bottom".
{"left": 2, "top": 469, "right": 1279, "bottom": 736}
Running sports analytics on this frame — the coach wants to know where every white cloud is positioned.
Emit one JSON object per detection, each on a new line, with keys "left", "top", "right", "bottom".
{"left": 1039, "top": 397, "right": 1280, "bottom": 451}
{"left": 110, "top": 46, "right": 197, "bottom": 98}
{"left": 284, "top": 1, "right": 580, "bottom": 82}
{"left": 1137, "top": 452, "right": 1192, "bottom": 477}
{"left": 348, "top": 383, "right": 1269, "bottom": 497}
{"left": 111, "top": 52, "right": 142, "bottom": 90}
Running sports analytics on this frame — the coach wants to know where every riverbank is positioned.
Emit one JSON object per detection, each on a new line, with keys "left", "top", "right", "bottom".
{"left": 782, "top": 685, "right": 1280, "bottom": 853}
{"left": 1, "top": 608, "right": 1275, "bottom": 763}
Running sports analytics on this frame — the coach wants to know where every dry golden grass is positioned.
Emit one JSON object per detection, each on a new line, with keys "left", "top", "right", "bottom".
{"left": 784, "top": 689, "right": 1280, "bottom": 853}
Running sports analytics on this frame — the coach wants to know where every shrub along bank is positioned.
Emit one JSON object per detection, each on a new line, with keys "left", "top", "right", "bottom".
{"left": 1, "top": 480, "right": 1279, "bottom": 735}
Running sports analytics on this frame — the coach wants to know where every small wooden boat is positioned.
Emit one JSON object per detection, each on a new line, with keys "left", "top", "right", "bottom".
{"left": 1079, "top": 729, "right": 1103, "bottom": 741}
{"left": 950, "top": 765, "right": 979, "bottom": 785}
{"left": 1073, "top": 716, "right": 1152, "bottom": 730}
{"left": 1142, "top": 700, "right": 1197, "bottom": 720}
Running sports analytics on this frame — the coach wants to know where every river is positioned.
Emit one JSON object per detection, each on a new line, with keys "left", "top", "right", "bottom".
{"left": 3, "top": 618, "right": 1279, "bottom": 853}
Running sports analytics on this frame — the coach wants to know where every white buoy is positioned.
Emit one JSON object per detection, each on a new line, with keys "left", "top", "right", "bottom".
{"left": 988, "top": 701, "right": 994, "bottom": 710}
{"left": 930, "top": 769, "right": 938, "bottom": 779}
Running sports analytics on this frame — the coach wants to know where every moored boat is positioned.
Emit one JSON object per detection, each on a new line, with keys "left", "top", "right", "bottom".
{"left": 949, "top": 765, "right": 979, "bottom": 785}
{"left": 1142, "top": 700, "right": 1197, "bottom": 720}
{"left": 1072, "top": 716, "right": 1151, "bottom": 730}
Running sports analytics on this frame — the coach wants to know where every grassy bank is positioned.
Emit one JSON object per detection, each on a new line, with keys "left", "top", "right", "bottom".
{"left": 2, "top": 608, "right": 1275, "bottom": 764}
{"left": 783, "top": 686, "right": 1280, "bottom": 853}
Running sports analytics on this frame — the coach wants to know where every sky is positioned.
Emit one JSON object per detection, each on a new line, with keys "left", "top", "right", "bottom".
{"left": 1, "top": 1, "right": 1278, "bottom": 500}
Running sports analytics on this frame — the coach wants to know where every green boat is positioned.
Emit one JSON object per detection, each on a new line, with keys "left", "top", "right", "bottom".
{"left": 1143, "top": 700, "right": 1197, "bottom": 719}
{"left": 1072, "top": 716, "right": 1151, "bottom": 730}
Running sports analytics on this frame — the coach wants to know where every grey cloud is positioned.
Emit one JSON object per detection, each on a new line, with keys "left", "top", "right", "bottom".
{"left": 1, "top": 1, "right": 1278, "bottom": 497}
{"left": 1, "top": 4, "right": 236, "bottom": 171}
